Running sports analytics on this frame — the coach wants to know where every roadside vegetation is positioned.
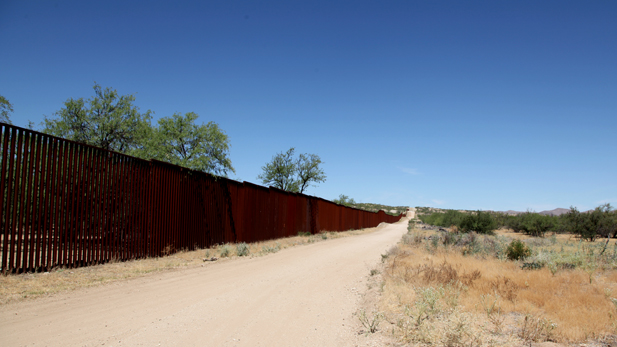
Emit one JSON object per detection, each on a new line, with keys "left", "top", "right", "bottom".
{"left": 417, "top": 204, "right": 617, "bottom": 241}
{"left": 374, "top": 218, "right": 617, "bottom": 345}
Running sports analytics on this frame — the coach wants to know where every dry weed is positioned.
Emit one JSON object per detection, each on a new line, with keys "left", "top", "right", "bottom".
{"left": 357, "top": 309, "right": 384, "bottom": 334}
{"left": 518, "top": 313, "right": 556, "bottom": 343}
{"left": 381, "top": 227, "right": 617, "bottom": 345}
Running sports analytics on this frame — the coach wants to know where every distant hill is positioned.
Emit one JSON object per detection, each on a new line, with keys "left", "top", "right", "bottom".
{"left": 417, "top": 206, "right": 590, "bottom": 217}
{"left": 501, "top": 208, "right": 572, "bottom": 216}
{"left": 538, "top": 208, "right": 571, "bottom": 216}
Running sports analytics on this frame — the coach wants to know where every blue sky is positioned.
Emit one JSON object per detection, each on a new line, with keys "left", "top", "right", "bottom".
{"left": 1, "top": 1, "right": 616, "bottom": 212}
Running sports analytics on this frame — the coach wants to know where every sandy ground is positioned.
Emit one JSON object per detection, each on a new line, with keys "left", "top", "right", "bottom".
{"left": 0, "top": 211, "right": 413, "bottom": 347}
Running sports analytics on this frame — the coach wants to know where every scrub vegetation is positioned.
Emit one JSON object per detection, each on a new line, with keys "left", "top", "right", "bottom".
{"left": 417, "top": 204, "right": 617, "bottom": 241}
{"left": 376, "top": 219, "right": 617, "bottom": 345}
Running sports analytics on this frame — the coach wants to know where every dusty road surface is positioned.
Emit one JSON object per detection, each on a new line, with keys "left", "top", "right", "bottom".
{"left": 406, "top": 207, "right": 415, "bottom": 219}
{"left": 1, "top": 215, "right": 411, "bottom": 347}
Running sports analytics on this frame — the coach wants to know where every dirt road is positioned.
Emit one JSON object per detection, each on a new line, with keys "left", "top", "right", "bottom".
{"left": 1, "top": 212, "right": 412, "bottom": 347}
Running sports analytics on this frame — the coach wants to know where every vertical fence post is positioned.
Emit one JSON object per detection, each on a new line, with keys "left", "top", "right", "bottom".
{"left": 0, "top": 125, "right": 11, "bottom": 274}
{"left": 34, "top": 134, "right": 46, "bottom": 270}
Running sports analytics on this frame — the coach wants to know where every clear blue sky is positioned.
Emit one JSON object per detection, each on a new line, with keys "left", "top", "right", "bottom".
{"left": 1, "top": 1, "right": 616, "bottom": 212}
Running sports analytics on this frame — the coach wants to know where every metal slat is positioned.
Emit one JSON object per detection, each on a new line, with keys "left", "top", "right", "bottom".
{"left": 0, "top": 126, "right": 11, "bottom": 274}
{"left": 25, "top": 133, "right": 41, "bottom": 271}
{"left": 8, "top": 130, "right": 24, "bottom": 272}
{"left": 68, "top": 142, "right": 80, "bottom": 267}
{"left": 34, "top": 134, "right": 47, "bottom": 270}
{"left": 14, "top": 131, "right": 33, "bottom": 272}
{"left": 73, "top": 144, "right": 86, "bottom": 267}
{"left": 45, "top": 138, "right": 59, "bottom": 270}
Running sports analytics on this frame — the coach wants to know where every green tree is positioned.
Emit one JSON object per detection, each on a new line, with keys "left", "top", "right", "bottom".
{"left": 333, "top": 194, "right": 356, "bottom": 206}
{"left": 507, "top": 212, "right": 555, "bottom": 237}
{"left": 257, "top": 147, "right": 326, "bottom": 193}
{"left": 295, "top": 152, "right": 326, "bottom": 193}
{"left": 459, "top": 211, "right": 497, "bottom": 234}
{"left": 566, "top": 204, "right": 617, "bottom": 241}
{"left": 417, "top": 209, "right": 465, "bottom": 228}
{"left": 0, "top": 94, "right": 14, "bottom": 124}
{"left": 257, "top": 148, "right": 299, "bottom": 192}
{"left": 145, "top": 112, "right": 234, "bottom": 176}
{"left": 42, "top": 83, "right": 153, "bottom": 153}
{"left": 594, "top": 204, "right": 617, "bottom": 239}
{"left": 524, "top": 214, "right": 555, "bottom": 237}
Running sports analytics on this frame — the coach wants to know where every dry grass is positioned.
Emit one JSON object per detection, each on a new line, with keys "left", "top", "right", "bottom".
{"left": 0, "top": 228, "right": 377, "bottom": 305}
{"left": 379, "top": 226, "right": 617, "bottom": 345}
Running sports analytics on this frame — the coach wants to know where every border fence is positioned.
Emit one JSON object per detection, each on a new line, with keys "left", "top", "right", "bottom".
{"left": 0, "top": 123, "right": 403, "bottom": 274}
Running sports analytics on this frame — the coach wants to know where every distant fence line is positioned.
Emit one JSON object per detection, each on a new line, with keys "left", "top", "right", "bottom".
{"left": 0, "top": 123, "right": 403, "bottom": 274}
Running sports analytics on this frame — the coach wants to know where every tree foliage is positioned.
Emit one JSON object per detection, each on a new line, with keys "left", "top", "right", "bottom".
{"left": 420, "top": 204, "right": 617, "bottom": 241}
{"left": 0, "top": 94, "right": 13, "bottom": 124}
{"left": 419, "top": 209, "right": 465, "bottom": 228}
{"left": 257, "top": 147, "right": 326, "bottom": 194}
{"left": 565, "top": 204, "right": 617, "bottom": 241}
{"left": 418, "top": 209, "right": 497, "bottom": 234}
{"left": 506, "top": 212, "right": 555, "bottom": 237}
{"left": 459, "top": 211, "right": 497, "bottom": 234}
{"left": 145, "top": 112, "right": 234, "bottom": 176}
{"left": 296, "top": 153, "right": 326, "bottom": 193}
{"left": 42, "top": 83, "right": 234, "bottom": 176}
{"left": 257, "top": 148, "right": 298, "bottom": 191}
{"left": 43, "top": 83, "right": 153, "bottom": 153}
{"left": 333, "top": 194, "right": 356, "bottom": 206}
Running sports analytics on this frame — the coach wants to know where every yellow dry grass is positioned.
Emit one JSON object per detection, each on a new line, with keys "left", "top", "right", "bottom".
{"left": 380, "top": 228, "right": 617, "bottom": 345}
{"left": 0, "top": 228, "right": 377, "bottom": 305}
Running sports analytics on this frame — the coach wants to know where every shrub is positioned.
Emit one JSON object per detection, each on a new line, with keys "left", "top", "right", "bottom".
{"left": 402, "top": 232, "right": 424, "bottom": 245}
{"left": 519, "top": 314, "right": 556, "bottom": 342}
{"left": 506, "top": 215, "right": 525, "bottom": 233}
{"left": 261, "top": 243, "right": 280, "bottom": 254}
{"left": 506, "top": 240, "right": 531, "bottom": 261}
{"left": 443, "top": 231, "right": 461, "bottom": 246}
{"left": 236, "top": 243, "right": 250, "bottom": 257}
{"left": 418, "top": 209, "right": 465, "bottom": 228}
{"left": 521, "top": 213, "right": 555, "bottom": 237}
{"left": 565, "top": 204, "right": 617, "bottom": 241}
{"left": 459, "top": 211, "right": 497, "bottom": 234}
{"left": 521, "top": 261, "right": 544, "bottom": 270}
{"left": 219, "top": 244, "right": 231, "bottom": 257}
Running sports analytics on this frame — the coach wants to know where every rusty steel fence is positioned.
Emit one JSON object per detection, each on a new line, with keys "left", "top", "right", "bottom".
{"left": 0, "top": 123, "right": 403, "bottom": 274}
